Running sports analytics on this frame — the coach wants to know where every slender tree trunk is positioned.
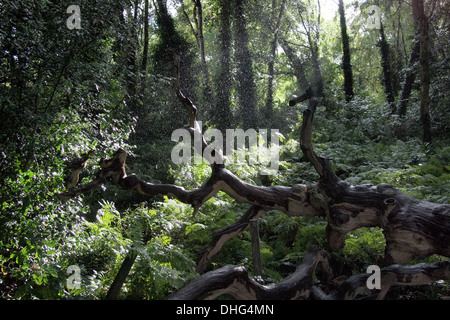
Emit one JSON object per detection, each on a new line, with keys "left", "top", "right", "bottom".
{"left": 181, "top": 0, "right": 212, "bottom": 114}
{"left": 310, "top": 43, "right": 324, "bottom": 97}
{"left": 250, "top": 219, "right": 262, "bottom": 277}
{"left": 122, "top": 4, "right": 138, "bottom": 124}
{"left": 141, "top": 0, "right": 149, "bottom": 72}
{"left": 379, "top": 22, "right": 395, "bottom": 111}
{"left": 412, "top": 0, "right": 432, "bottom": 143}
{"left": 265, "top": 0, "right": 286, "bottom": 123}
{"left": 214, "top": 0, "right": 233, "bottom": 132}
{"left": 338, "top": 0, "right": 354, "bottom": 102}
{"left": 397, "top": 34, "right": 420, "bottom": 117}
{"left": 279, "top": 38, "right": 310, "bottom": 92}
{"left": 104, "top": 250, "right": 138, "bottom": 300}
{"left": 298, "top": 0, "right": 323, "bottom": 97}
{"left": 154, "top": 0, "right": 194, "bottom": 97}
{"left": 193, "top": 0, "right": 210, "bottom": 95}
{"left": 234, "top": 0, "right": 257, "bottom": 129}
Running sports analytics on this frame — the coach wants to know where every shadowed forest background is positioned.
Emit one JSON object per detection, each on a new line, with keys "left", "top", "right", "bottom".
{"left": 0, "top": 0, "right": 449, "bottom": 299}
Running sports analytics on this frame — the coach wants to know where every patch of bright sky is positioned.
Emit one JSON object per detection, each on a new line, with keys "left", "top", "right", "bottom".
{"left": 167, "top": 0, "right": 358, "bottom": 22}
{"left": 320, "top": 0, "right": 360, "bottom": 22}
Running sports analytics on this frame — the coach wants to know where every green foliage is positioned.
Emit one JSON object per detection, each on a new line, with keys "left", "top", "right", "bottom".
{"left": 340, "top": 227, "right": 386, "bottom": 273}
{"left": 1, "top": 0, "right": 448, "bottom": 301}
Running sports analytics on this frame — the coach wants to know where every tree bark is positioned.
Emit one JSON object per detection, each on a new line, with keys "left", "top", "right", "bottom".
{"left": 297, "top": 0, "right": 324, "bottom": 97}
{"left": 141, "top": 0, "right": 149, "bottom": 72}
{"left": 57, "top": 85, "right": 450, "bottom": 269}
{"left": 330, "top": 260, "right": 450, "bottom": 300}
{"left": 338, "top": 0, "right": 354, "bottom": 102}
{"left": 250, "top": 218, "right": 263, "bottom": 277}
{"left": 168, "top": 245, "right": 331, "bottom": 300}
{"left": 193, "top": 0, "right": 210, "bottom": 96}
{"left": 379, "top": 22, "right": 395, "bottom": 111}
{"left": 412, "top": 0, "right": 432, "bottom": 143}
{"left": 196, "top": 206, "right": 265, "bottom": 273}
{"left": 214, "top": 0, "right": 233, "bottom": 132}
{"left": 104, "top": 250, "right": 138, "bottom": 300}
{"left": 397, "top": 34, "right": 420, "bottom": 117}
{"left": 121, "top": 5, "right": 138, "bottom": 120}
{"left": 264, "top": 0, "right": 286, "bottom": 123}
{"left": 180, "top": 0, "right": 212, "bottom": 114}
{"left": 234, "top": 0, "right": 257, "bottom": 129}
{"left": 169, "top": 245, "right": 449, "bottom": 300}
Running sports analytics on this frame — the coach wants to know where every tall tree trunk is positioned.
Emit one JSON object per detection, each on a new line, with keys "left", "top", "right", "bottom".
{"left": 397, "top": 34, "right": 420, "bottom": 117}
{"left": 310, "top": 42, "right": 324, "bottom": 98}
{"left": 180, "top": 0, "right": 212, "bottom": 114}
{"left": 379, "top": 22, "right": 395, "bottom": 111}
{"left": 234, "top": 0, "right": 257, "bottom": 129}
{"left": 412, "top": 0, "right": 432, "bottom": 143}
{"left": 338, "top": 0, "right": 354, "bottom": 102}
{"left": 193, "top": 0, "right": 211, "bottom": 99}
{"left": 154, "top": 0, "right": 194, "bottom": 97}
{"left": 58, "top": 84, "right": 450, "bottom": 299}
{"left": 141, "top": 0, "right": 149, "bottom": 72}
{"left": 122, "top": 4, "right": 138, "bottom": 127}
{"left": 104, "top": 250, "right": 138, "bottom": 300}
{"left": 265, "top": 0, "right": 286, "bottom": 123}
{"left": 214, "top": 0, "right": 233, "bottom": 132}
{"left": 297, "top": 0, "right": 323, "bottom": 97}
{"left": 139, "top": 0, "right": 150, "bottom": 126}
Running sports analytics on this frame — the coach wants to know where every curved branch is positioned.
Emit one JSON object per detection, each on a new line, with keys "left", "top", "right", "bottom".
{"left": 290, "top": 88, "right": 339, "bottom": 185}
{"left": 333, "top": 260, "right": 450, "bottom": 300}
{"left": 290, "top": 89, "right": 450, "bottom": 265}
{"left": 170, "top": 248, "right": 450, "bottom": 300}
{"left": 57, "top": 149, "right": 325, "bottom": 217}
{"left": 196, "top": 205, "right": 265, "bottom": 273}
{"left": 168, "top": 245, "right": 331, "bottom": 300}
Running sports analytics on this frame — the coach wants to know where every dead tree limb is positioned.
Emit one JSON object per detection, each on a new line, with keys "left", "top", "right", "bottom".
{"left": 325, "top": 260, "right": 450, "bottom": 300}
{"left": 57, "top": 88, "right": 450, "bottom": 267}
{"left": 168, "top": 245, "right": 331, "bottom": 300}
{"left": 196, "top": 205, "right": 264, "bottom": 273}
{"left": 170, "top": 247, "right": 449, "bottom": 300}
{"left": 56, "top": 52, "right": 449, "bottom": 300}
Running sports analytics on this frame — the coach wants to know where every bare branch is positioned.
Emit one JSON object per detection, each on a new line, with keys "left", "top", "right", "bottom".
{"left": 168, "top": 245, "right": 330, "bottom": 300}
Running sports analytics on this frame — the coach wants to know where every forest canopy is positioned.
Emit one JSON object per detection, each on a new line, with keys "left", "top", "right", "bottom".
{"left": 0, "top": 0, "right": 449, "bottom": 300}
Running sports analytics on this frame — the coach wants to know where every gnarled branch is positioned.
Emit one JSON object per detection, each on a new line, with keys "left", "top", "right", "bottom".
{"left": 168, "top": 245, "right": 331, "bottom": 300}
{"left": 57, "top": 52, "right": 449, "bottom": 300}
{"left": 328, "top": 260, "right": 450, "bottom": 300}
{"left": 169, "top": 246, "right": 450, "bottom": 300}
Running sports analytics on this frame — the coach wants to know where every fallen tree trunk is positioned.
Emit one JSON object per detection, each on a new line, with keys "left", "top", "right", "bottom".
{"left": 190, "top": 89, "right": 450, "bottom": 270}
{"left": 168, "top": 246, "right": 331, "bottom": 300}
{"left": 169, "top": 246, "right": 450, "bottom": 300}
{"left": 57, "top": 51, "right": 449, "bottom": 299}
